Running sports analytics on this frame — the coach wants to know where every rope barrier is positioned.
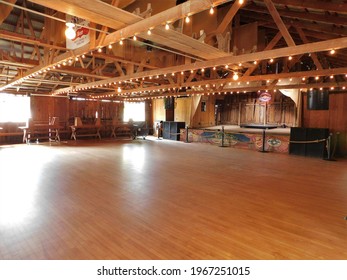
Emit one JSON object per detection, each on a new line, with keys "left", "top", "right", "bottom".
{"left": 289, "top": 138, "right": 327, "bottom": 144}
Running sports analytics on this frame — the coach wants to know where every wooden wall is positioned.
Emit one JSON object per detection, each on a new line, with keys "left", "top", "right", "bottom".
{"left": 0, "top": 96, "right": 125, "bottom": 144}
{"left": 220, "top": 92, "right": 296, "bottom": 126}
{"left": 152, "top": 98, "right": 166, "bottom": 122}
{"left": 31, "top": 96, "right": 69, "bottom": 123}
{"left": 30, "top": 96, "right": 123, "bottom": 125}
{"left": 174, "top": 97, "right": 191, "bottom": 124}
{"left": 303, "top": 91, "right": 347, "bottom": 156}
{"left": 151, "top": 92, "right": 296, "bottom": 130}
{"left": 191, "top": 95, "right": 216, "bottom": 128}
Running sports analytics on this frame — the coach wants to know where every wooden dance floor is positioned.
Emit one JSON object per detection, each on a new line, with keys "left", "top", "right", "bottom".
{"left": 0, "top": 139, "right": 346, "bottom": 259}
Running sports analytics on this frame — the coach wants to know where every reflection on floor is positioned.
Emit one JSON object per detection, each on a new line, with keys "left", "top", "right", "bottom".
{"left": 1, "top": 140, "right": 346, "bottom": 259}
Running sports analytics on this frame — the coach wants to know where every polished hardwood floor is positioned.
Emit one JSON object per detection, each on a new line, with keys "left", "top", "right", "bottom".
{"left": 0, "top": 138, "right": 346, "bottom": 259}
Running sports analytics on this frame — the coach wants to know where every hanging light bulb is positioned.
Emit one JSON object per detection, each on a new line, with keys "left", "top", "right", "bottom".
{"left": 147, "top": 29, "right": 152, "bottom": 35}
{"left": 232, "top": 73, "right": 239, "bottom": 81}
{"left": 165, "top": 23, "right": 170, "bottom": 30}
{"left": 65, "top": 22, "right": 76, "bottom": 39}
{"left": 119, "top": 39, "right": 124, "bottom": 45}
{"left": 185, "top": 16, "right": 190, "bottom": 23}
{"left": 239, "top": 0, "right": 244, "bottom": 4}
{"left": 209, "top": 6, "right": 214, "bottom": 15}
{"left": 133, "top": 35, "right": 137, "bottom": 41}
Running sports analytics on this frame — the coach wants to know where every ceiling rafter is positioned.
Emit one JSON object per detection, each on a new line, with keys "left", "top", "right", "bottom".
{"left": 51, "top": 36, "right": 347, "bottom": 95}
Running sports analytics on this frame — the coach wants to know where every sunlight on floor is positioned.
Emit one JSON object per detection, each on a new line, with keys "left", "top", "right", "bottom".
{"left": 122, "top": 145, "right": 145, "bottom": 173}
{"left": 0, "top": 146, "right": 58, "bottom": 227}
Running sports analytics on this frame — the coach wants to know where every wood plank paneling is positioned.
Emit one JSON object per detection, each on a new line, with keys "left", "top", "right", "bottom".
{"left": 303, "top": 91, "right": 347, "bottom": 156}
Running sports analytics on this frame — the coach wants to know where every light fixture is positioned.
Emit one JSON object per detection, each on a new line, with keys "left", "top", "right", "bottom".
{"left": 269, "top": 58, "right": 274, "bottom": 63}
{"left": 147, "top": 29, "right": 152, "bottom": 35}
{"left": 108, "top": 44, "right": 112, "bottom": 49}
{"left": 288, "top": 56, "right": 293, "bottom": 60}
{"left": 225, "top": 65, "right": 229, "bottom": 69}
{"left": 185, "top": 16, "right": 190, "bottom": 23}
{"left": 232, "top": 73, "right": 239, "bottom": 81}
{"left": 98, "top": 48, "right": 102, "bottom": 53}
{"left": 239, "top": 0, "right": 244, "bottom": 4}
{"left": 65, "top": 22, "right": 76, "bottom": 39}
{"left": 253, "top": 61, "right": 257, "bottom": 65}
{"left": 133, "top": 35, "right": 137, "bottom": 41}
{"left": 119, "top": 39, "right": 124, "bottom": 45}
{"left": 165, "top": 23, "right": 170, "bottom": 30}
{"left": 330, "top": 75, "right": 334, "bottom": 79}
{"left": 330, "top": 49, "right": 335, "bottom": 55}
{"left": 209, "top": 6, "right": 214, "bottom": 15}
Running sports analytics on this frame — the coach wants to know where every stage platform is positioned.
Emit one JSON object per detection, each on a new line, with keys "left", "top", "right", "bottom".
{"left": 180, "top": 124, "right": 290, "bottom": 153}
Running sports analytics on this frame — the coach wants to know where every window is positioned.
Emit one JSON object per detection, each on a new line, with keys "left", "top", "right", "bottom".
{"left": 123, "top": 102, "right": 145, "bottom": 122}
{"left": 201, "top": 101, "right": 207, "bottom": 112}
{"left": 0, "top": 94, "right": 31, "bottom": 122}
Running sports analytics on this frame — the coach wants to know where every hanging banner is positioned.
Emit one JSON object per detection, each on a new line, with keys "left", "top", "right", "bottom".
{"left": 66, "top": 15, "right": 90, "bottom": 50}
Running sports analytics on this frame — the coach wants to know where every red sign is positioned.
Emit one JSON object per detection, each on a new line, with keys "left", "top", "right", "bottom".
{"left": 258, "top": 92, "right": 272, "bottom": 102}
{"left": 72, "top": 27, "right": 89, "bottom": 41}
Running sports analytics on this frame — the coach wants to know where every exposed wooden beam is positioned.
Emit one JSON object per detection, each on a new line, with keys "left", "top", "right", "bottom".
{"left": 28, "top": 0, "right": 141, "bottom": 30}
{"left": 93, "top": 53, "right": 158, "bottom": 69}
{"left": 0, "top": 0, "right": 16, "bottom": 24}
{"left": 3, "top": 0, "right": 231, "bottom": 91}
{"left": 264, "top": 0, "right": 295, "bottom": 46}
{"left": 243, "top": 30, "right": 283, "bottom": 76}
{"left": 50, "top": 37, "right": 347, "bottom": 94}
{"left": 103, "top": 0, "right": 232, "bottom": 59}
{"left": 138, "top": 27, "right": 228, "bottom": 60}
{"left": 0, "top": 30, "right": 66, "bottom": 50}
{"left": 295, "top": 27, "right": 323, "bottom": 70}
{"left": 215, "top": 0, "right": 244, "bottom": 35}
{"left": 268, "top": 0, "right": 347, "bottom": 14}
{"left": 243, "top": 3, "right": 347, "bottom": 26}
{"left": 51, "top": 66, "right": 112, "bottom": 80}
{"left": 241, "top": 11, "right": 347, "bottom": 37}
{"left": 104, "top": 76, "right": 347, "bottom": 99}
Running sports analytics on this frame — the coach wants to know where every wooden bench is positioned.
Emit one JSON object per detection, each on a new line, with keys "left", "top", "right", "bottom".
{"left": 70, "top": 117, "right": 101, "bottom": 140}
{"left": 19, "top": 118, "right": 62, "bottom": 143}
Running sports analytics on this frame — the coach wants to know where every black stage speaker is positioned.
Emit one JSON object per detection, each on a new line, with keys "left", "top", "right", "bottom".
{"left": 163, "top": 121, "right": 185, "bottom": 141}
{"left": 307, "top": 89, "right": 329, "bottom": 110}
{"left": 290, "top": 127, "right": 329, "bottom": 158}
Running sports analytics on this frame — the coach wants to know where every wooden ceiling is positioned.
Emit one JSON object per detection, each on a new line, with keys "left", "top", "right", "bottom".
{"left": 0, "top": 0, "right": 346, "bottom": 99}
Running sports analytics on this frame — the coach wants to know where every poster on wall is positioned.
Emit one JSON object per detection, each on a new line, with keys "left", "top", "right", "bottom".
{"left": 66, "top": 15, "right": 90, "bottom": 50}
